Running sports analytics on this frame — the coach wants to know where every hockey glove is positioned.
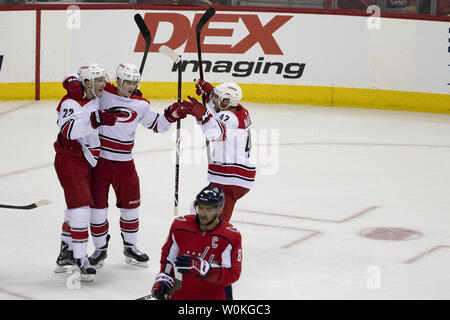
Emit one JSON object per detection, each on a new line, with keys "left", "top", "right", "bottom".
{"left": 63, "top": 75, "right": 84, "bottom": 100}
{"left": 195, "top": 79, "right": 214, "bottom": 100}
{"left": 164, "top": 102, "right": 186, "bottom": 123}
{"left": 174, "top": 255, "right": 210, "bottom": 278}
{"left": 181, "top": 96, "right": 212, "bottom": 124}
{"left": 90, "top": 110, "right": 118, "bottom": 129}
{"left": 151, "top": 272, "right": 174, "bottom": 300}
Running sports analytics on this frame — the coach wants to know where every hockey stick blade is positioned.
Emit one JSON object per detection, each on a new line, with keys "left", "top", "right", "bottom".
{"left": 134, "top": 14, "right": 151, "bottom": 42}
{"left": 196, "top": 7, "right": 216, "bottom": 35}
{"left": 136, "top": 294, "right": 157, "bottom": 300}
{"left": 159, "top": 45, "right": 181, "bottom": 64}
{"left": 134, "top": 13, "right": 152, "bottom": 76}
{"left": 0, "top": 199, "right": 51, "bottom": 210}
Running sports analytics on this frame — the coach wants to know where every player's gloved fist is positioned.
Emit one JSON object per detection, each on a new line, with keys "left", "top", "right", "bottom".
{"left": 195, "top": 79, "right": 214, "bottom": 96}
{"left": 63, "top": 75, "right": 84, "bottom": 100}
{"left": 174, "top": 255, "right": 211, "bottom": 278}
{"left": 181, "top": 96, "right": 211, "bottom": 124}
{"left": 90, "top": 109, "right": 118, "bottom": 129}
{"left": 164, "top": 102, "right": 186, "bottom": 123}
{"left": 151, "top": 272, "right": 174, "bottom": 300}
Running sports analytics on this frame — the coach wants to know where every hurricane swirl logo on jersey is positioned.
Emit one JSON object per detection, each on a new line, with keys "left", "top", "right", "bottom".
{"left": 108, "top": 106, "right": 138, "bottom": 123}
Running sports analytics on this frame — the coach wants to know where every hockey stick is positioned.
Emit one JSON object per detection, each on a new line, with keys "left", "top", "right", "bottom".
{"left": 0, "top": 199, "right": 51, "bottom": 210}
{"left": 134, "top": 13, "right": 152, "bottom": 76}
{"left": 159, "top": 45, "right": 182, "bottom": 217}
{"left": 196, "top": 7, "right": 216, "bottom": 164}
{"left": 136, "top": 266, "right": 183, "bottom": 300}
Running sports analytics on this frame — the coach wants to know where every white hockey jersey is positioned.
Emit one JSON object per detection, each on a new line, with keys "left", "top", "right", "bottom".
{"left": 98, "top": 83, "right": 172, "bottom": 161}
{"left": 201, "top": 101, "right": 256, "bottom": 189}
{"left": 55, "top": 95, "right": 101, "bottom": 167}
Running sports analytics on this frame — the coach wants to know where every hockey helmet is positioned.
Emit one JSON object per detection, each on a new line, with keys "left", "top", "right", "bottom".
{"left": 211, "top": 82, "right": 242, "bottom": 109}
{"left": 194, "top": 185, "right": 225, "bottom": 211}
{"left": 78, "top": 63, "right": 107, "bottom": 87}
{"left": 116, "top": 63, "right": 141, "bottom": 88}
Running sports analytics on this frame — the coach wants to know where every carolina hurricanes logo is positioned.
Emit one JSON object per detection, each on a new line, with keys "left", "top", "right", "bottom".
{"left": 108, "top": 106, "right": 138, "bottom": 123}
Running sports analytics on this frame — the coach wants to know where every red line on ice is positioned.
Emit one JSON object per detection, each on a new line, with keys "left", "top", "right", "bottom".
{"left": 233, "top": 220, "right": 321, "bottom": 249}
{"left": 404, "top": 245, "right": 450, "bottom": 264}
{"left": 235, "top": 206, "right": 378, "bottom": 223}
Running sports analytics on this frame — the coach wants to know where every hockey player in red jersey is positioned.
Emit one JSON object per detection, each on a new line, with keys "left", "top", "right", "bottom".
{"left": 151, "top": 185, "right": 242, "bottom": 300}
{"left": 180, "top": 80, "right": 255, "bottom": 222}
{"left": 83, "top": 63, "right": 185, "bottom": 269}
{"left": 54, "top": 63, "right": 119, "bottom": 280}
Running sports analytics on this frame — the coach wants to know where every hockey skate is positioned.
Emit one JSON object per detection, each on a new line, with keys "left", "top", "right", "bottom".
{"left": 88, "top": 234, "right": 110, "bottom": 270}
{"left": 54, "top": 241, "right": 75, "bottom": 273}
{"left": 123, "top": 242, "right": 149, "bottom": 268}
{"left": 75, "top": 256, "right": 96, "bottom": 282}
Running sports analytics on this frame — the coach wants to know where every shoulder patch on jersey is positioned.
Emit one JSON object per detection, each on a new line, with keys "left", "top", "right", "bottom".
{"left": 226, "top": 226, "right": 240, "bottom": 233}
{"left": 175, "top": 216, "right": 187, "bottom": 222}
{"left": 233, "top": 106, "right": 252, "bottom": 129}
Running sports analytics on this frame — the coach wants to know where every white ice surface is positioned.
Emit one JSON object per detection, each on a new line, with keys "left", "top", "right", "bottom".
{"left": 0, "top": 100, "right": 449, "bottom": 300}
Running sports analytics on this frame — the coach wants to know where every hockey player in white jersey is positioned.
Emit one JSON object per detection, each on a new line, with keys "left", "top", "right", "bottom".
{"left": 54, "top": 63, "right": 119, "bottom": 281}
{"left": 84, "top": 63, "right": 185, "bottom": 268}
{"left": 180, "top": 80, "right": 255, "bottom": 222}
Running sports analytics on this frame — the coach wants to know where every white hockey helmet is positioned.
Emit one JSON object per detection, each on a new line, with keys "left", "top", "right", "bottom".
{"left": 78, "top": 63, "right": 107, "bottom": 86}
{"left": 211, "top": 82, "right": 242, "bottom": 109}
{"left": 116, "top": 63, "right": 141, "bottom": 88}
{"left": 78, "top": 63, "right": 107, "bottom": 98}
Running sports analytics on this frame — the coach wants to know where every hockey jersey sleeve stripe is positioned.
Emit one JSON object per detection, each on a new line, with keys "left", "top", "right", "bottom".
{"left": 214, "top": 120, "right": 227, "bottom": 142}
{"left": 89, "top": 148, "right": 101, "bottom": 158}
{"left": 148, "top": 114, "right": 159, "bottom": 130}
{"left": 60, "top": 119, "right": 75, "bottom": 140}
{"left": 208, "top": 163, "right": 256, "bottom": 179}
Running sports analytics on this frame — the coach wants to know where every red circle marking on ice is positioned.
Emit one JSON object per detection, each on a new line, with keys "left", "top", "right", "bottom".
{"left": 358, "top": 227, "right": 422, "bottom": 241}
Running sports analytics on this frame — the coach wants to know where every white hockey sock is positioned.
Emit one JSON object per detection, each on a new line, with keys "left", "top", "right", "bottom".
{"left": 90, "top": 208, "right": 109, "bottom": 249}
{"left": 69, "top": 206, "right": 90, "bottom": 259}
{"left": 120, "top": 208, "right": 139, "bottom": 246}
{"left": 61, "top": 209, "right": 73, "bottom": 250}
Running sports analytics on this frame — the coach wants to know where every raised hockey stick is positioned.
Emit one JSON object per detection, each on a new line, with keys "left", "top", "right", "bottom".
{"left": 196, "top": 7, "right": 216, "bottom": 164}
{"left": 159, "top": 45, "right": 182, "bottom": 217}
{"left": 0, "top": 199, "right": 51, "bottom": 210}
{"left": 134, "top": 13, "right": 152, "bottom": 76}
{"left": 136, "top": 267, "right": 183, "bottom": 300}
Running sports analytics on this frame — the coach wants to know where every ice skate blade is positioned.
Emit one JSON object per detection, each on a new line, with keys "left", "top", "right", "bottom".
{"left": 54, "top": 265, "right": 75, "bottom": 273}
{"left": 125, "top": 257, "right": 148, "bottom": 268}
{"left": 91, "top": 260, "right": 105, "bottom": 270}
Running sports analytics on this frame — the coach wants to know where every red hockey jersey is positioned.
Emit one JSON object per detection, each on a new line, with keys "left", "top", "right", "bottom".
{"left": 159, "top": 214, "right": 242, "bottom": 300}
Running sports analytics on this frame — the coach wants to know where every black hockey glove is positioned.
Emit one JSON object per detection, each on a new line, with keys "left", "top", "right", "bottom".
{"left": 151, "top": 272, "right": 174, "bottom": 300}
